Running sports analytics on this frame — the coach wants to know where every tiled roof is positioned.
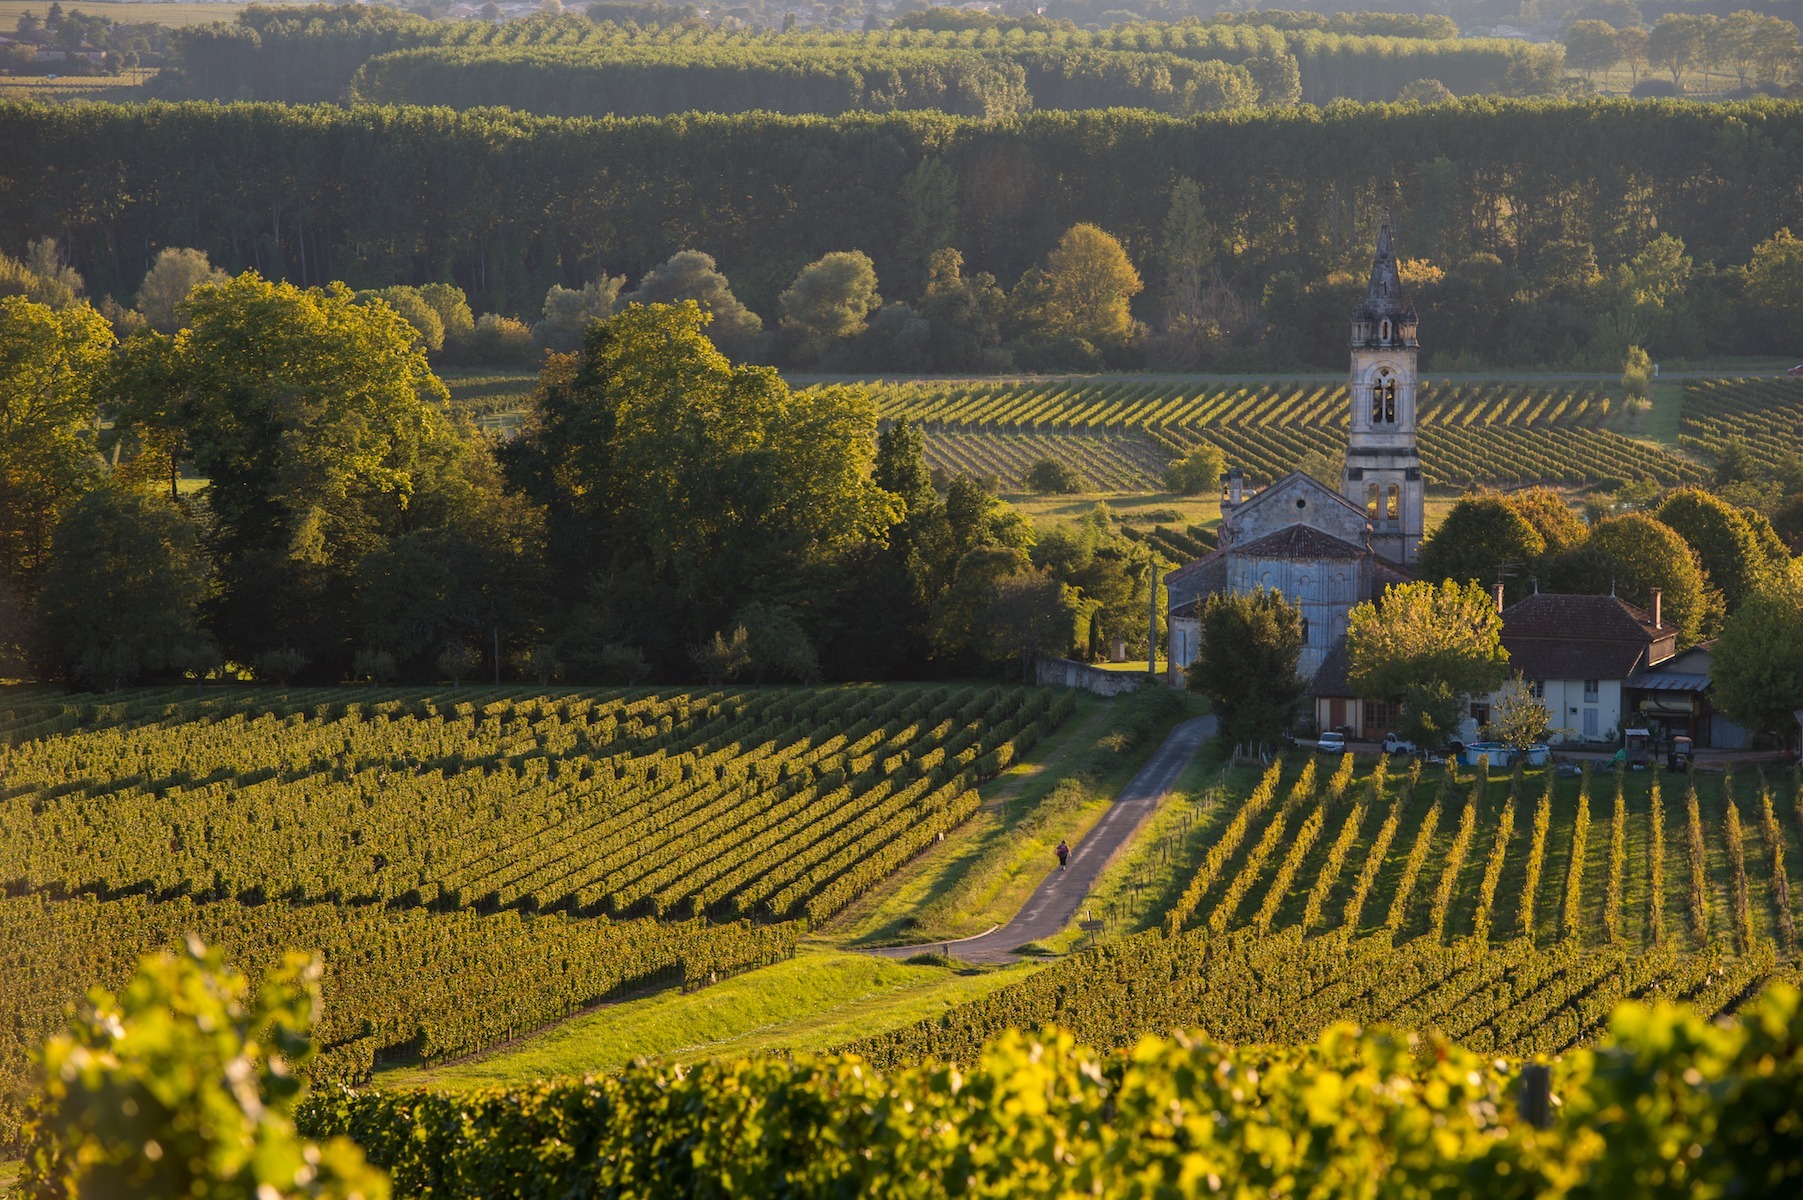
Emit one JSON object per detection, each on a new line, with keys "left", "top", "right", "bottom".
{"left": 1501, "top": 592, "right": 1664, "bottom": 641}
{"left": 1235, "top": 524, "right": 1370, "bottom": 561}
{"left": 1170, "top": 598, "right": 1201, "bottom": 620}
{"left": 1308, "top": 635, "right": 1354, "bottom": 698}
{"left": 1501, "top": 593, "right": 1672, "bottom": 682}
{"left": 1163, "top": 549, "right": 1226, "bottom": 597}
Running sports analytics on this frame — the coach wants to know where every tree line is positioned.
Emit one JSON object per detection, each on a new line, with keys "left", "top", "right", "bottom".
{"left": 346, "top": 42, "right": 1273, "bottom": 119}
{"left": 148, "top": 5, "right": 1561, "bottom": 108}
{"left": 0, "top": 278, "right": 1170, "bottom": 690}
{"left": 6, "top": 98, "right": 1803, "bottom": 367}
{"left": 1563, "top": 9, "right": 1801, "bottom": 93}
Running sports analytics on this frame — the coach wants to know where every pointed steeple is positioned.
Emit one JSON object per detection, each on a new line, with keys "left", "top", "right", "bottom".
{"left": 1350, "top": 208, "right": 1418, "bottom": 348}
{"left": 1367, "top": 207, "right": 1400, "bottom": 299}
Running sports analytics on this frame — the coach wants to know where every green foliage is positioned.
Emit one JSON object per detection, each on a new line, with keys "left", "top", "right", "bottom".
{"left": 1027, "top": 222, "right": 1142, "bottom": 355}
{"left": 1655, "top": 487, "right": 1783, "bottom": 611}
{"left": 302, "top": 962, "right": 1803, "bottom": 1200}
{"left": 0, "top": 238, "right": 84, "bottom": 311}
{"left": 111, "top": 273, "right": 476, "bottom": 665}
{"left": 1023, "top": 457, "right": 1083, "bottom": 494}
{"left": 778, "top": 250, "right": 881, "bottom": 360}
{"left": 22, "top": 940, "right": 387, "bottom": 1200}
{"left": 134, "top": 247, "right": 225, "bottom": 334}
{"left": 1552, "top": 512, "right": 1711, "bottom": 643}
{"left": 531, "top": 276, "right": 624, "bottom": 353}
{"left": 621, "top": 250, "right": 763, "bottom": 359}
{"left": 1346, "top": 579, "right": 1510, "bottom": 706}
{"left": 1163, "top": 443, "right": 1225, "bottom": 497}
{"left": 1712, "top": 563, "right": 1803, "bottom": 741}
{"left": 1488, "top": 676, "right": 1553, "bottom": 750}
{"left": 35, "top": 486, "right": 213, "bottom": 691}
{"left": 1621, "top": 343, "right": 1653, "bottom": 399}
{"left": 505, "top": 302, "right": 897, "bottom": 671}
{"left": 0, "top": 295, "right": 113, "bottom": 597}
{"left": 1416, "top": 492, "right": 1547, "bottom": 604}
{"left": 1189, "top": 587, "right": 1304, "bottom": 747}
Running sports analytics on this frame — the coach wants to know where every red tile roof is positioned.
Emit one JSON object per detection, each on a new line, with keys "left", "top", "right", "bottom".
{"left": 1234, "top": 525, "right": 1369, "bottom": 561}
{"left": 1501, "top": 593, "right": 1676, "bottom": 682}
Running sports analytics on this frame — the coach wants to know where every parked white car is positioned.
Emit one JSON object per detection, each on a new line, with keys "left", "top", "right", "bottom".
{"left": 1317, "top": 731, "right": 1346, "bottom": 754}
{"left": 1382, "top": 733, "right": 1417, "bottom": 756}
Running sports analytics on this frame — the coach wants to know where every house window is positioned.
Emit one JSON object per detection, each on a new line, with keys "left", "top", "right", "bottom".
{"left": 1583, "top": 679, "right": 1599, "bottom": 701}
{"left": 1362, "top": 700, "right": 1396, "bottom": 729}
{"left": 1528, "top": 680, "right": 1545, "bottom": 700}
{"left": 1470, "top": 702, "right": 1491, "bottom": 726}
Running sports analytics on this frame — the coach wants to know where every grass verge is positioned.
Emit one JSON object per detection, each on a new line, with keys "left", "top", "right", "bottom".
{"left": 830, "top": 687, "right": 1196, "bottom": 947}
{"left": 373, "top": 949, "right": 1029, "bottom": 1091}
{"left": 1044, "top": 747, "right": 1229, "bottom": 951}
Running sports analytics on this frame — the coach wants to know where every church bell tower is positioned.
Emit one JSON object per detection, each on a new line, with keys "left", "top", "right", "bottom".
{"left": 1343, "top": 210, "right": 1424, "bottom": 566}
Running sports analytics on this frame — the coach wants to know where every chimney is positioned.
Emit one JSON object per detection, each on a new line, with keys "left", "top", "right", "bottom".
{"left": 1226, "top": 467, "right": 1244, "bottom": 507}
{"left": 1493, "top": 582, "right": 1505, "bottom": 613}
{"left": 1650, "top": 588, "right": 1662, "bottom": 629}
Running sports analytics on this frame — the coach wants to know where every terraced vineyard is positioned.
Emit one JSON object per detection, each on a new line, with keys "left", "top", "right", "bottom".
{"left": 0, "top": 682, "right": 1071, "bottom": 1147}
{"left": 1681, "top": 377, "right": 1803, "bottom": 475}
{"left": 848, "top": 754, "right": 1803, "bottom": 1065}
{"left": 847, "top": 378, "right": 1705, "bottom": 490}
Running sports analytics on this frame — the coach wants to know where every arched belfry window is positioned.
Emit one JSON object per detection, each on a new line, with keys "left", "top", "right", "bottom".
{"left": 1366, "top": 482, "right": 1380, "bottom": 519}
{"left": 1386, "top": 483, "right": 1400, "bottom": 521}
{"left": 1380, "top": 318, "right": 1392, "bottom": 341}
{"left": 1371, "top": 370, "right": 1397, "bottom": 424}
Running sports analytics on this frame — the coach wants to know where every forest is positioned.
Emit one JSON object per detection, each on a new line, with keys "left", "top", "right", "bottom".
{"left": 5, "top": 97, "right": 1803, "bottom": 367}
{"left": 147, "top": 6, "right": 1559, "bottom": 108}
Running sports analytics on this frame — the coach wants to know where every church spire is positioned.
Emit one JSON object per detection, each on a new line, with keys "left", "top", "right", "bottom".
{"left": 1351, "top": 209, "right": 1417, "bottom": 349}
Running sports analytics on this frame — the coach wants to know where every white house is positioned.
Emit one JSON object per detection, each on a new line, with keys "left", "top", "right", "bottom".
{"left": 1468, "top": 590, "right": 1677, "bottom": 745}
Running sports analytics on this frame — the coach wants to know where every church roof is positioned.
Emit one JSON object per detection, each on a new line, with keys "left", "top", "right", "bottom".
{"left": 1163, "top": 549, "right": 1226, "bottom": 596}
{"left": 1235, "top": 524, "right": 1370, "bottom": 561}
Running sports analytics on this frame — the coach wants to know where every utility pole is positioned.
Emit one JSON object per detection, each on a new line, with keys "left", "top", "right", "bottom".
{"left": 1147, "top": 548, "right": 1159, "bottom": 680}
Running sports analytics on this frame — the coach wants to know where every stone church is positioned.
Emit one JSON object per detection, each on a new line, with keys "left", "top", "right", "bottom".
{"left": 1165, "top": 213, "right": 1423, "bottom": 730}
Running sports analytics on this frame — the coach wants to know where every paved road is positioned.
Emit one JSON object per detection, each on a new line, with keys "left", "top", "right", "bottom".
{"left": 872, "top": 714, "right": 1216, "bottom": 965}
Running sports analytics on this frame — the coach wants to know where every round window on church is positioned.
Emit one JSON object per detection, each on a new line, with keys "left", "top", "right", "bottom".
{"left": 1295, "top": 498, "right": 1307, "bottom": 509}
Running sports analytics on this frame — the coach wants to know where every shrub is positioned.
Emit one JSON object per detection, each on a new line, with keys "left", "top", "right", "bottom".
{"left": 1024, "top": 458, "right": 1084, "bottom": 493}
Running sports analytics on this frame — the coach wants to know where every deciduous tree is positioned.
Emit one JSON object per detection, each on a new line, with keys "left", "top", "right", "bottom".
{"left": 1713, "top": 563, "right": 1803, "bottom": 743}
{"left": 1552, "top": 512, "right": 1711, "bottom": 642}
{"left": 1346, "top": 580, "right": 1510, "bottom": 736}
{"left": 623, "top": 250, "right": 763, "bottom": 359}
{"left": 0, "top": 295, "right": 112, "bottom": 598}
{"left": 1656, "top": 488, "right": 1784, "bottom": 611}
{"left": 135, "top": 247, "right": 226, "bottom": 333}
{"left": 1029, "top": 223, "right": 1142, "bottom": 353}
{"left": 36, "top": 486, "right": 213, "bottom": 691}
{"left": 1188, "top": 587, "right": 1305, "bottom": 747}
{"left": 1416, "top": 494, "right": 1547, "bottom": 605}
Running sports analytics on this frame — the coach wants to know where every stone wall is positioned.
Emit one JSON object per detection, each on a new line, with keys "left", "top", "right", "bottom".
{"left": 1034, "top": 658, "right": 1150, "bottom": 697}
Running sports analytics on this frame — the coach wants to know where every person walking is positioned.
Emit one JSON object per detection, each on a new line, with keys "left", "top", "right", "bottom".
{"left": 1056, "top": 839, "right": 1070, "bottom": 869}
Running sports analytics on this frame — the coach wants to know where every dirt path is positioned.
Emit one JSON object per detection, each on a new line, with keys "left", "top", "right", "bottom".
{"left": 871, "top": 715, "right": 1215, "bottom": 965}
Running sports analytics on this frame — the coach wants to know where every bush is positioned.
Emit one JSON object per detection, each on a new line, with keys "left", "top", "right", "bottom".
{"left": 468, "top": 313, "right": 537, "bottom": 365}
{"left": 1163, "top": 443, "right": 1225, "bottom": 495}
{"left": 1631, "top": 79, "right": 1682, "bottom": 98}
{"left": 1024, "top": 458, "right": 1084, "bottom": 493}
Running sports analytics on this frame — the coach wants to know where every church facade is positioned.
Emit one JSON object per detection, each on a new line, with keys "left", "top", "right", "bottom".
{"left": 1165, "top": 214, "right": 1423, "bottom": 729}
